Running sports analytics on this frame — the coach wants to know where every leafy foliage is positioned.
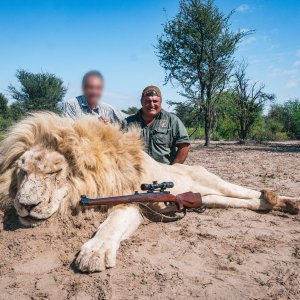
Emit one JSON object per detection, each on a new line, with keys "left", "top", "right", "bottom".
{"left": 122, "top": 106, "right": 139, "bottom": 115}
{"left": 168, "top": 100, "right": 203, "bottom": 129}
{"left": 0, "top": 93, "right": 8, "bottom": 116}
{"left": 268, "top": 99, "right": 300, "bottom": 139}
{"left": 156, "top": 0, "right": 251, "bottom": 145}
{"left": 0, "top": 93, "right": 13, "bottom": 137}
{"left": 231, "top": 62, "right": 275, "bottom": 142}
{"left": 8, "top": 69, "right": 67, "bottom": 112}
{"left": 0, "top": 70, "right": 67, "bottom": 140}
{"left": 157, "top": 96, "right": 299, "bottom": 142}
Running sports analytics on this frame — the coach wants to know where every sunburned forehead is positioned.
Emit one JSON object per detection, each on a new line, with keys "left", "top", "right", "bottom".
{"left": 143, "top": 95, "right": 162, "bottom": 102}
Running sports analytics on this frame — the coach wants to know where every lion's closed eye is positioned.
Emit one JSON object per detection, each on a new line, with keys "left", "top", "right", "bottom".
{"left": 46, "top": 169, "right": 62, "bottom": 176}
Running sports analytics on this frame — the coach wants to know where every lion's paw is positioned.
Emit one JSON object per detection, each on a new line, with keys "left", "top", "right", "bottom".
{"left": 75, "top": 240, "right": 118, "bottom": 273}
{"left": 261, "top": 189, "right": 279, "bottom": 206}
{"left": 279, "top": 199, "right": 300, "bottom": 215}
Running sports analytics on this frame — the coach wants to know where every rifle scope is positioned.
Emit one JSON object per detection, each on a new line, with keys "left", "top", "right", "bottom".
{"left": 141, "top": 181, "right": 174, "bottom": 191}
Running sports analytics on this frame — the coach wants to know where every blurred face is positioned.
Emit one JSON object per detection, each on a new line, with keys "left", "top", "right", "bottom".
{"left": 83, "top": 76, "right": 104, "bottom": 108}
{"left": 141, "top": 96, "right": 162, "bottom": 118}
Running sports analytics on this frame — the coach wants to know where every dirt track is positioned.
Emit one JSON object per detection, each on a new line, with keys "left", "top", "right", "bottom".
{"left": 0, "top": 141, "right": 300, "bottom": 300}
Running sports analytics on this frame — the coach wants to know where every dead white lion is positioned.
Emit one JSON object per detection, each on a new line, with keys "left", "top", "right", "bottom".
{"left": 0, "top": 112, "right": 299, "bottom": 273}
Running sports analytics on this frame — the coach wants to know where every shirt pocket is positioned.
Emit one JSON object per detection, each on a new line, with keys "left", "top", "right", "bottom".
{"left": 153, "top": 129, "right": 171, "bottom": 145}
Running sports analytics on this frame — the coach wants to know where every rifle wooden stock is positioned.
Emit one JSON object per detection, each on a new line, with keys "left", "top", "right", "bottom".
{"left": 80, "top": 191, "right": 202, "bottom": 211}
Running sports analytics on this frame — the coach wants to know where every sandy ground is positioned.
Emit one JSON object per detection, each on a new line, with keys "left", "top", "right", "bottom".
{"left": 0, "top": 141, "right": 300, "bottom": 300}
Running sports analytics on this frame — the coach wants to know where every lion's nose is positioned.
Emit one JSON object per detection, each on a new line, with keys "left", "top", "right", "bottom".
{"left": 22, "top": 203, "right": 40, "bottom": 212}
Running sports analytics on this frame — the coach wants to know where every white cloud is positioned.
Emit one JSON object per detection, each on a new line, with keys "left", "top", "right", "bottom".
{"left": 236, "top": 4, "right": 250, "bottom": 12}
{"left": 293, "top": 60, "right": 300, "bottom": 68}
{"left": 286, "top": 80, "right": 299, "bottom": 88}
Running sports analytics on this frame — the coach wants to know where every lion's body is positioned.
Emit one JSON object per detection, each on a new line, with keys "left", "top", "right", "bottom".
{"left": 0, "top": 113, "right": 299, "bottom": 272}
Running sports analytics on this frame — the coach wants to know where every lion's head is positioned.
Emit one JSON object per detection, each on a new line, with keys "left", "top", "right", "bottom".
{"left": 0, "top": 112, "right": 144, "bottom": 227}
{"left": 14, "top": 146, "right": 69, "bottom": 226}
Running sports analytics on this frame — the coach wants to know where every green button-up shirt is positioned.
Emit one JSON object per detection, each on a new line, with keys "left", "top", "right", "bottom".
{"left": 124, "top": 109, "right": 190, "bottom": 164}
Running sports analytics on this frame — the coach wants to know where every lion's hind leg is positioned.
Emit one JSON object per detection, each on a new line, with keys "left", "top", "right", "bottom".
{"left": 202, "top": 194, "right": 300, "bottom": 214}
{"left": 202, "top": 195, "right": 273, "bottom": 211}
{"left": 188, "top": 165, "right": 261, "bottom": 199}
{"left": 189, "top": 166, "right": 287, "bottom": 208}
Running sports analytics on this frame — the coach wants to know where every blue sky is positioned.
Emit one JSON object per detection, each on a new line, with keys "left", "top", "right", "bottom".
{"left": 0, "top": 0, "right": 300, "bottom": 110}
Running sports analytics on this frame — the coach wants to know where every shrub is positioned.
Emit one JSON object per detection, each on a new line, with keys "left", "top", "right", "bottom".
{"left": 211, "top": 131, "right": 221, "bottom": 141}
{"left": 274, "top": 132, "right": 289, "bottom": 140}
{"left": 188, "top": 128, "right": 205, "bottom": 140}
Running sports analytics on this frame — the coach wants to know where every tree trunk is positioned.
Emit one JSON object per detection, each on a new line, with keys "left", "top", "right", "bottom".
{"left": 238, "top": 117, "right": 247, "bottom": 144}
{"left": 204, "top": 109, "right": 211, "bottom": 147}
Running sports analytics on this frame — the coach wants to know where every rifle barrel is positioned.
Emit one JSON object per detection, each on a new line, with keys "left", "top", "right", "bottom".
{"left": 80, "top": 192, "right": 202, "bottom": 211}
{"left": 80, "top": 192, "right": 178, "bottom": 208}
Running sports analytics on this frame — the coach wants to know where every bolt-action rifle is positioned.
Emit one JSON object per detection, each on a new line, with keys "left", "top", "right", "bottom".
{"left": 80, "top": 181, "right": 203, "bottom": 213}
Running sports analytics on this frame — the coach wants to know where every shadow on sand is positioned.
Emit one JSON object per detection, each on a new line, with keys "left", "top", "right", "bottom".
{"left": 2, "top": 208, "right": 23, "bottom": 231}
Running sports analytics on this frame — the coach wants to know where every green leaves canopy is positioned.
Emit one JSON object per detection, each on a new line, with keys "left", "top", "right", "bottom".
{"left": 8, "top": 69, "right": 67, "bottom": 112}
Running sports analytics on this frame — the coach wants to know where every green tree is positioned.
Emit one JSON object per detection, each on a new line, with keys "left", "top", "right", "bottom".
{"left": 0, "top": 93, "right": 8, "bottom": 116}
{"left": 231, "top": 62, "right": 275, "bottom": 143}
{"left": 156, "top": 0, "right": 250, "bottom": 146}
{"left": 122, "top": 106, "right": 139, "bottom": 115}
{"left": 8, "top": 69, "right": 67, "bottom": 112}
{"left": 0, "top": 93, "right": 13, "bottom": 137}
{"left": 168, "top": 100, "right": 203, "bottom": 129}
{"left": 269, "top": 99, "right": 300, "bottom": 139}
{"left": 8, "top": 103, "right": 24, "bottom": 121}
{"left": 214, "top": 92, "right": 238, "bottom": 140}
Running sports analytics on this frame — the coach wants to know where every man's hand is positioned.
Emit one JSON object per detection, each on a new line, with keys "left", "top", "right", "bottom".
{"left": 99, "top": 116, "right": 110, "bottom": 124}
{"left": 172, "top": 143, "right": 190, "bottom": 164}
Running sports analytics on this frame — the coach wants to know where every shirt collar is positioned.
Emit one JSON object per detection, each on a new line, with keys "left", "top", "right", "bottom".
{"left": 77, "top": 95, "right": 100, "bottom": 110}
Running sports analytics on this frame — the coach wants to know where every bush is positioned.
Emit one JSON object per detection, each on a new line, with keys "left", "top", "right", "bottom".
{"left": 250, "top": 115, "right": 269, "bottom": 142}
{"left": 8, "top": 69, "right": 67, "bottom": 112}
{"left": 216, "top": 118, "right": 237, "bottom": 140}
{"left": 251, "top": 127, "right": 270, "bottom": 142}
{"left": 274, "top": 132, "right": 289, "bottom": 140}
{"left": 266, "top": 118, "right": 284, "bottom": 134}
{"left": 268, "top": 99, "right": 300, "bottom": 139}
{"left": 188, "top": 128, "right": 205, "bottom": 140}
{"left": 0, "top": 117, "right": 13, "bottom": 130}
{"left": 211, "top": 131, "right": 221, "bottom": 141}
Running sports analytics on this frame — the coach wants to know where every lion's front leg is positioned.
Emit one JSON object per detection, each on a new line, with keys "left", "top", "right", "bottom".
{"left": 75, "top": 205, "right": 142, "bottom": 273}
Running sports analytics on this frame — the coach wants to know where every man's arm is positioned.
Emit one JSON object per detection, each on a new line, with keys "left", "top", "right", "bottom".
{"left": 172, "top": 143, "right": 190, "bottom": 164}
{"left": 172, "top": 117, "right": 191, "bottom": 164}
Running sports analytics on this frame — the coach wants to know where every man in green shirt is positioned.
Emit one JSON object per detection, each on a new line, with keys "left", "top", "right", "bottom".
{"left": 124, "top": 86, "right": 190, "bottom": 165}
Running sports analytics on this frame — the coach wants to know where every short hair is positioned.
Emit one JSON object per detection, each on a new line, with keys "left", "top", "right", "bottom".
{"left": 82, "top": 70, "right": 104, "bottom": 87}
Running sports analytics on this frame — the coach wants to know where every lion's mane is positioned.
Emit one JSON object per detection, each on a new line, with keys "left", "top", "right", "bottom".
{"left": 0, "top": 112, "right": 144, "bottom": 214}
